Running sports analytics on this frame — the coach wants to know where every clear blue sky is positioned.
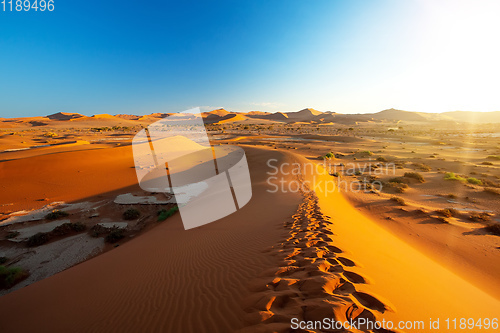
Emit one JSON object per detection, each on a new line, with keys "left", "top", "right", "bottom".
{"left": 1, "top": 0, "right": 499, "bottom": 117}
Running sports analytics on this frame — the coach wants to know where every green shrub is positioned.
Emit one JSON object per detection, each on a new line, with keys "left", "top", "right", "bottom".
{"left": 404, "top": 172, "right": 425, "bottom": 183}
{"left": 324, "top": 152, "right": 335, "bottom": 159}
{"left": 0, "top": 266, "right": 28, "bottom": 289}
{"left": 45, "top": 210, "right": 69, "bottom": 220}
{"left": 444, "top": 172, "right": 465, "bottom": 181}
{"left": 390, "top": 196, "right": 406, "bottom": 205}
{"left": 158, "top": 206, "right": 179, "bottom": 222}
{"left": 27, "top": 232, "right": 50, "bottom": 247}
{"left": 123, "top": 208, "right": 140, "bottom": 220}
{"left": 105, "top": 229, "right": 125, "bottom": 243}
{"left": 466, "top": 177, "right": 482, "bottom": 185}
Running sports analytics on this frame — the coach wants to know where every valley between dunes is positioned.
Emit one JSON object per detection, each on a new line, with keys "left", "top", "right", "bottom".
{"left": 0, "top": 144, "right": 498, "bottom": 333}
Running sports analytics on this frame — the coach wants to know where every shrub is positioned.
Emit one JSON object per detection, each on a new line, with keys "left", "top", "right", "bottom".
{"left": 324, "top": 152, "right": 335, "bottom": 159}
{"left": 435, "top": 216, "right": 449, "bottom": 223}
{"left": 436, "top": 208, "right": 459, "bottom": 218}
{"left": 6, "top": 231, "right": 19, "bottom": 239}
{"left": 468, "top": 212, "right": 491, "bottom": 222}
{"left": 412, "top": 163, "right": 431, "bottom": 171}
{"left": 390, "top": 196, "right": 406, "bottom": 205}
{"left": 158, "top": 206, "right": 179, "bottom": 222}
{"left": 466, "top": 177, "right": 482, "bottom": 185}
{"left": 0, "top": 257, "right": 7, "bottom": 264}
{"left": 105, "top": 229, "right": 125, "bottom": 243}
{"left": 447, "top": 193, "right": 457, "bottom": 199}
{"left": 404, "top": 172, "right": 425, "bottom": 183}
{"left": 484, "top": 224, "right": 500, "bottom": 236}
{"left": 388, "top": 177, "right": 405, "bottom": 183}
{"left": 444, "top": 172, "right": 465, "bottom": 181}
{"left": 482, "top": 161, "right": 493, "bottom": 165}
{"left": 27, "top": 232, "right": 50, "bottom": 247}
{"left": 45, "top": 210, "right": 69, "bottom": 220}
{"left": 376, "top": 156, "right": 388, "bottom": 162}
{"left": 0, "top": 266, "right": 29, "bottom": 289}
{"left": 89, "top": 224, "right": 109, "bottom": 238}
{"left": 123, "top": 208, "right": 140, "bottom": 220}
{"left": 52, "top": 222, "right": 86, "bottom": 236}
{"left": 385, "top": 181, "right": 408, "bottom": 193}
{"left": 487, "top": 155, "right": 500, "bottom": 160}
{"left": 360, "top": 151, "right": 373, "bottom": 156}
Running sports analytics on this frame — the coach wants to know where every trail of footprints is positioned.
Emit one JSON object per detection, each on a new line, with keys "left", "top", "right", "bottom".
{"left": 241, "top": 189, "right": 397, "bottom": 333}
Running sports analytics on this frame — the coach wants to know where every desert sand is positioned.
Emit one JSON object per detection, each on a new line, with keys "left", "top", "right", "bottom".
{"left": 0, "top": 110, "right": 499, "bottom": 332}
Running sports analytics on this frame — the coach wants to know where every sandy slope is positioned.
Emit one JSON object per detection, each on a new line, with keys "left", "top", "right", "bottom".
{"left": 304, "top": 157, "right": 500, "bottom": 325}
{"left": 0, "top": 147, "right": 302, "bottom": 333}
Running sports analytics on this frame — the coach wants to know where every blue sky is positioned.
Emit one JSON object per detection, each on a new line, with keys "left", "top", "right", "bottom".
{"left": 1, "top": 0, "right": 499, "bottom": 117}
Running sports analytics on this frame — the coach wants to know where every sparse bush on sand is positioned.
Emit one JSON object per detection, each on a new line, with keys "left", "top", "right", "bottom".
{"left": 52, "top": 222, "right": 86, "bottom": 236}
{"left": 0, "top": 266, "right": 29, "bottom": 289}
{"left": 123, "top": 208, "right": 140, "bottom": 220}
{"left": 157, "top": 206, "right": 179, "bottom": 222}
{"left": 436, "top": 208, "right": 459, "bottom": 218}
{"left": 27, "top": 232, "right": 50, "bottom": 247}
{"left": 468, "top": 212, "right": 491, "bottom": 222}
{"left": 444, "top": 172, "right": 466, "bottom": 181}
{"left": 105, "top": 229, "right": 125, "bottom": 243}
{"left": 376, "top": 156, "right": 388, "bottom": 162}
{"left": 412, "top": 163, "right": 431, "bottom": 172}
{"left": 487, "top": 155, "right": 500, "bottom": 160}
{"left": 484, "top": 223, "right": 500, "bottom": 236}
{"left": 482, "top": 161, "right": 493, "bottom": 165}
{"left": 45, "top": 210, "right": 69, "bottom": 220}
{"left": 404, "top": 172, "right": 425, "bottom": 183}
{"left": 466, "top": 177, "right": 482, "bottom": 185}
{"left": 390, "top": 196, "right": 406, "bottom": 205}
{"left": 360, "top": 151, "right": 373, "bottom": 156}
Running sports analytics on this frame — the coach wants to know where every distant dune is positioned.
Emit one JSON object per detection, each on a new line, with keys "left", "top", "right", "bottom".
{"left": 47, "top": 112, "right": 85, "bottom": 121}
{"left": 3, "top": 108, "right": 500, "bottom": 129}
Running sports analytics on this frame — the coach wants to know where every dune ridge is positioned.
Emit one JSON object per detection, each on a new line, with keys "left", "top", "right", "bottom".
{"left": 240, "top": 186, "right": 393, "bottom": 332}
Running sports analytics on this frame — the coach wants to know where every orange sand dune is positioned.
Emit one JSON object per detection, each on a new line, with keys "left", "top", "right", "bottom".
{"left": 0, "top": 146, "right": 138, "bottom": 212}
{"left": 0, "top": 147, "right": 302, "bottom": 332}
{"left": 0, "top": 146, "right": 499, "bottom": 333}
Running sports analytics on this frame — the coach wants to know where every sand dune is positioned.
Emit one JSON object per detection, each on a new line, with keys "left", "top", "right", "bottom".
{"left": 1, "top": 129, "right": 499, "bottom": 332}
{"left": 0, "top": 147, "right": 303, "bottom": 332}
